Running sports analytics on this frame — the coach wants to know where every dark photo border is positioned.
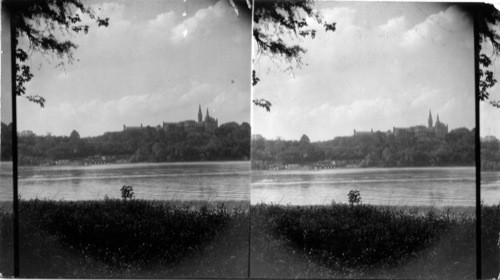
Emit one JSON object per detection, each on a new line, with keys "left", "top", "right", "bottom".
{"left": 2, "top": 1, "right": 498, "bottom": 278}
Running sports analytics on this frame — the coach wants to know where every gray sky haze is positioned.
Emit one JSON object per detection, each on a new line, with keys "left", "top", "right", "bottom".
{"left": 16, "top": 0, "right": 251, "bottom": 137}
{"left": 2, "top": 1, "right": 497, "bottom": 140}
{"left": 252, "top": 2, "right": 475, "bottom": 142}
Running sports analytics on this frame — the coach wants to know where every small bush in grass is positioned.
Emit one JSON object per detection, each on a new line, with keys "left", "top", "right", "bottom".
{"left": 121, "top": 185, "right": 134, "bottom": 201}
{"left": 348, "top": 190, "right": 361, "bottom": 206}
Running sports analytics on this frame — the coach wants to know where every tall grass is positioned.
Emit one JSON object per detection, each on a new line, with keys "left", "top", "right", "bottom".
{"left": 0, "top": 203, "right": 13, "bottom": 277}
{"left": 251, "top": 203, "right": 477, "bottom": 279}
{"left": 2, "top": 199, "right": 248, "bottom": 278}
{"left": 25, "top": 199, "right": 233, "bottom": 265}
{"left": 482, "top": 204, "right": 500, "bottom": 279}
{"left": 1, "top": 201, "right": 498, "bottom": 278}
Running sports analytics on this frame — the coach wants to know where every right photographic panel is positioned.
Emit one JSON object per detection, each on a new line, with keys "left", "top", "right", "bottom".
{"left": 479, "top": 4, "right": 500, "bottom": 279}
{"left": 251, "top": 1, "right": 477, "bottom": 278}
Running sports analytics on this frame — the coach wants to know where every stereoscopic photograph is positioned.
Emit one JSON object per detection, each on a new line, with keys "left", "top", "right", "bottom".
{"left": 251, "top": 1, "right": 478, "bottom": 278}
{"left": 1, "top": 0, "right": 500, "bottom": 279}
{"left": 2, "top": 0, "right": 251, "bottom": 277}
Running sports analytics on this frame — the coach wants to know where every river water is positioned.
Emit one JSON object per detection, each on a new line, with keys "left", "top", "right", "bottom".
{"left": 2, "top": 163, "right": 499, "bottom": 206}
{"left": 252, "top": 167, "right": 480, "bottom": 206}
{"left": 482, "top": 171, "right": 500, "bottom": 205}
{"left": 16, "top": 161, "right": 250, "bottom": 201}
{"left": 0, "top": 162, "right": 13, "bottom": 202}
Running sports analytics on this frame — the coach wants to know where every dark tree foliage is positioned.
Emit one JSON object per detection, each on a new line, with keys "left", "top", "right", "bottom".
{"left": 17, "top": 122, "right": 251, "bottom": 165}
{"left": 252, "top": 128, "right": 475, "bottom": 169}
{"left": 1, "top": 123, "right": 13, "bottom": 161}
{"left": 251, "top": 0, "right": 335, "bottom": 111}
{"left": 6, "top": 0, "right": 109, "bottom": 107}
{"left": 481, "top": 135, "right": 500, "bottom": 171}
{"left": 69, "top": 129, "right": 80, "bottom": 140}
{"left": 299, "top": 134, "right": 310, "bottom": 145}
{"left": 474, "top": 4, "right": 500, "bottom": 107}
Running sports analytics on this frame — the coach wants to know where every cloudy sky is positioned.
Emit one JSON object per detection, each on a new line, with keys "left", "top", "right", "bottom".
{"left": 481, "top": 94, "right": 500, "bottom": 140}
{"left": 480, "top": 25, "right": 500, "bottom": 140}
{"left": 1, "top": 4, "right": 12, "bottom": 125}
{"left": 14, "top": 0, "right": 251, "bottom": 137}
{"left": 252, "top": 2, "right": 476, "bottom": 141}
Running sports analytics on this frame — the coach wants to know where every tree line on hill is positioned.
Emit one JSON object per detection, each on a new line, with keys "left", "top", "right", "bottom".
{"left": 0, "top": 122, "right": 250, "bottom": 165}
{"left": 2, "top": 123, "right": 500, "bottom": 169}
{"left": 1, "top": 122, "right": 13, "bottom": 161}
{"left": 482, "top": 135, "right": 500, "bottom": 171}
{"left": 252, "top": 128, "right": 480, "bottom": 169}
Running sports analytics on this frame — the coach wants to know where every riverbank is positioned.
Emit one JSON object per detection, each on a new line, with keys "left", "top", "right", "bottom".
{"left": 1, "top": 200, "right": 498, "bottom": 278}
{"left": 251, "top": 203, "right": 481, "bottom": 279}
{"left": 252, "top": 161, "right": 475, "bottom": 171}
{"left": 0, "top": 199, "right": 249, "bottom": 278}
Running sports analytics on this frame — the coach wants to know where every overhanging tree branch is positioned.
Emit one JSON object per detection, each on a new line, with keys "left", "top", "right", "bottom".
{"left": 251, "top": 0, "right": 336, "bottom": 112}
{"left": 7, "top": 0, "right": 109, "bottom": 107}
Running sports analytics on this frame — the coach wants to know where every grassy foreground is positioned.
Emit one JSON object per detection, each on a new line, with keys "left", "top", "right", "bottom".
{"left": 482, "top": 204, "right": 500, "bottom": 279}
{"left": 251, "top": 203, "right": 479, "bottom": 279}
{"left": 1, "top": 199, "right": 249, "bottom": 278}
{"left": 1, "top": 201, "right": 498, "bottom": 278}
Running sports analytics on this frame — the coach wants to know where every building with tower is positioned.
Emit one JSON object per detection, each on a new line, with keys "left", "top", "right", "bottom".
{"left": 162, "top": 105, "right": 218, "bottom": 134}
{"left": 354, "top": 110, "right": 449, "bottom": 139}
{"left": 124, "top": 105, "right": 218, "bottom": 134}
{"left": 393, "top": 110, "right": 448, "bottom": 139}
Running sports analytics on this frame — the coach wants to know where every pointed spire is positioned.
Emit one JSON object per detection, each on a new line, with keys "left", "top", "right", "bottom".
{"left": 435, "top": 113, "right": 441, "bottom": 127}
{"left": 205, "top": 108, "right": 210, "bottom": 122}
{"left": 428, "top": 110, "right": 433, "bottom": 128}
{"left": 198, "top": 104, "right": 203, "bottom": 123}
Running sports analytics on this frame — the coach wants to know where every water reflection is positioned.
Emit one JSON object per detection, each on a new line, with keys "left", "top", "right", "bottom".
{"left": 252, "top": 167, "right": 476, "bottom": 206}
{"left": 19, "top": 161, "right": 250, "bottom": 201}
{"left": 0, "top": 162, "right": 13, "bottom": 201}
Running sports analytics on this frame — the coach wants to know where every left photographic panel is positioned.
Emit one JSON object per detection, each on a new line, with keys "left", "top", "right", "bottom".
{"left": 9, "top": 0, "right": 251, "bottom": 278}
{"left": 1, "top": 2, "right": 14, "bottom": 277}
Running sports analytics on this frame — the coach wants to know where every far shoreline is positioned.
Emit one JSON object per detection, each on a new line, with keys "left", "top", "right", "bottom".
{"left": 12, "top": 160, "right": 251, "bottom": 168}
{"left": 252, "top": 164, "right": 476, "bottom": 172}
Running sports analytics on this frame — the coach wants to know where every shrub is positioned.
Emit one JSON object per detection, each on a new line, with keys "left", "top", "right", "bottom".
{"left": 16, "top": 199, "right": 243, "bottom": 271}
{"left": 255, "top": 204, "right": 460, "bottom": 268}
{"left": 120, "top": 185, "right": 134, "bottom": 201}
{"left": 348, "top": 190, "right": 361, "bottom": 205}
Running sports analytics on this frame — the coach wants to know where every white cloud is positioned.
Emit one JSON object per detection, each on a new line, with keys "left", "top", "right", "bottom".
{"left": 401, "top": 5, "right": 471, "bottom": 49}
{"left": 148, "top": 11, "right": 177, "bottom": 30}
{"left": 94, "top": 2, "right": 127, "bottom": 19}
{"left": 320, "top": 7, "right": 357, "bottom": 27}
{"left": 410, "top": 88, "right": 440, "bottom": 108}
{"left": 331, "top": 98, "right": 398, "bottom": 124}
{"left": 171, "top": 0, "right": 229, "bottom": 43}
{"left": 481, "top": 99, "right": 500, "bottom": 138}
{"left": 179, "top": 82, "right": 214, "bottom": 102}
{"left": 379, "top": 16, "right": 407, "bottom": 34}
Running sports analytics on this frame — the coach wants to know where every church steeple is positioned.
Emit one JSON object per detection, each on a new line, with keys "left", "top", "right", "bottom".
{"left": 198, "top": 104, "right": 203, "bottom": 123}
{"left": 205, "top": 108, "right": 210, "bottom": 121}
{"left": 428, "top": 110, "right": 433, "bottom": 128}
